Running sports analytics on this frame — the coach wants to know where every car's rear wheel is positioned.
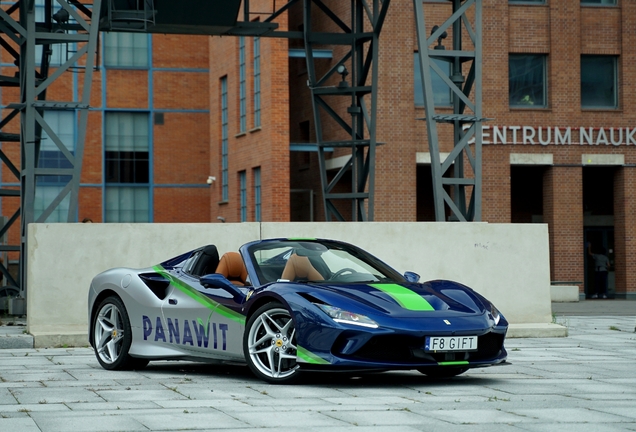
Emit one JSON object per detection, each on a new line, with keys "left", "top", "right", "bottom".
{"left": 244, "top": 302, "right": 299, "bottom": 384}
{"left": 418, "top": 367, "right": 468, "bottom": 378}
{"left": 93, "top": 296, "right": 148, "bottom": 370}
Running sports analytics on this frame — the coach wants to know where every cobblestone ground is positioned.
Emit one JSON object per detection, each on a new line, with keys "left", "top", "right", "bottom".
{"left": 0, "top": 315, "right": 635, "bottom": 432}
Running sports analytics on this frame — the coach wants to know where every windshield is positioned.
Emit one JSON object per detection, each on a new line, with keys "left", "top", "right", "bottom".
{"left": 247, "top": 239, "right": 405, "bottom": 285}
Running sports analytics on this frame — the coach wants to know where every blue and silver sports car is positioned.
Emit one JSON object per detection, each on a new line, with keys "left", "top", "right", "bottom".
{"left": 88, "top": 238, "right": 508, "bottom": 383}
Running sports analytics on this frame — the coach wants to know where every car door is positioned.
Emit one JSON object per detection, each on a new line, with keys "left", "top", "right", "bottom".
{"left": 159, "top": 266, "right": 246, "bottom": 361}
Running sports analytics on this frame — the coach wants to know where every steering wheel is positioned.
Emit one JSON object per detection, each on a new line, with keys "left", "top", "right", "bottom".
{"left": 331, "top": 268, "right": 358, "bottom": 279}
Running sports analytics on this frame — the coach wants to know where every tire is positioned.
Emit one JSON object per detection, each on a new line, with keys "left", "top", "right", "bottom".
{"left": 92, "top": 296, "right": 149, "bottom": 370}
{"left": 243, "top": 302, "right": 300, "bottom": 384}
{"left": 418, "top": 367, "right": 468, "bottom": 378}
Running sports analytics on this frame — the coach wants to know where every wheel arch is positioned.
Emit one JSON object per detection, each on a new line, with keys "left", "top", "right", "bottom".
{"left": 89, "top": 289, "right": 123, "bottom": 347}
{"left": 245, "top": 294, "right": 288, "bottom": 325}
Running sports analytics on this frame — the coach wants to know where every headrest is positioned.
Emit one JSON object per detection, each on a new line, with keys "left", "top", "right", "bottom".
{"left": 216, "top": 252, "right": 248, "bottom": 284}
{"left": 222, "top": 252, "right": 245, "bottom": 277}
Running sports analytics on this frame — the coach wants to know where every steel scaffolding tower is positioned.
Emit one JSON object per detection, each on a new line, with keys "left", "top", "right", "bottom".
{"left": 414, "top": 0, "right": 484, "bottom": 222}
{"left": 228, "top": 0, "right": 391, "bottom": 222}
{"left": 0, "top": 0, "right": 102, "bottom": 299}
{"left": 301, "top": 0, "right": 389, "bottom": 222}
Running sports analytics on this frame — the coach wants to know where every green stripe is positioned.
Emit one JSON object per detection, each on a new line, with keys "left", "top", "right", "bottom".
{"left": 296, "top": 346, "right": 329, "bottom": 364}
{"left": 438, "top": 361, "right": 469, "bottom": 366}
{"left": 370, "top": 283, "right": 435, "bottom": 311}
{"left": 153, "top": 265, "right": 246, "bottom": 324}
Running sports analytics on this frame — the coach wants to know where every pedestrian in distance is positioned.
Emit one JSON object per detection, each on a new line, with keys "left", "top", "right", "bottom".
{"left": 589, "top": 247, "right": 611, "bottom": 299}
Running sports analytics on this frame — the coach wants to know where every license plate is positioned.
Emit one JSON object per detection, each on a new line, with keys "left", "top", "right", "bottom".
{"left": 425, "top": 336, "right": 478, "bottom": 352}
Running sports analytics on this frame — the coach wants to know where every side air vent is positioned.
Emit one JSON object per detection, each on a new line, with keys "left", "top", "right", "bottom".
{"left": 297, "top": 292, "right": 327, "bottom": 305}
{"left": 139, "top": 273, "right": 170, "bottom": 300}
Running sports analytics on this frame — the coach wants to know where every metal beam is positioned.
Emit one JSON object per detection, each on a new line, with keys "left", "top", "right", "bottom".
{"left": 414, "top": 0, "right": 484, "bottom": 222}
{"left": 303, "top": 0, "right": 389, "bottom": 222}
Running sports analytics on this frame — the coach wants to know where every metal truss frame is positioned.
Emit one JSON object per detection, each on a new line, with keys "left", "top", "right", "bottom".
{"left": 302, "top": 0, "right": 389, "bottom": 222}
{"left": 232, "top": 0, "right": 390, "bottom": 222}
{"left": 0, "top": 0, "right": 102, "bottom": 296}
{"left": 414, "top": 0, "right": 484, "bottom": 222}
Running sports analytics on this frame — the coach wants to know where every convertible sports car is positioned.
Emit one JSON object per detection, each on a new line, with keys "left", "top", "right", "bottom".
{"left": 88, "top": 238, "right": 508, "bottom": 383}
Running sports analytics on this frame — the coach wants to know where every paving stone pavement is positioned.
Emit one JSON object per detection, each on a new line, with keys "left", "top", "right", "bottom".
{"left": 0, "top": 314, "right": 635, "bottom": 431}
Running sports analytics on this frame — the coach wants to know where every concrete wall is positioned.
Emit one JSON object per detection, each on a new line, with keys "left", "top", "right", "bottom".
{"left": 27, "top": 222, "right": 558, "bottom": 347}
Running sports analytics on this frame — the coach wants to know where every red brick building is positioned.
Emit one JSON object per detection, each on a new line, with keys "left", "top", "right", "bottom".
{"left": 1, "top": 0, "right": 633, "bottom": 299}
{"left": 206, "top": 0, "right": 635, "bottom": 299}
{"left": 1, "top": 32, "right": 213, "bottom": 224}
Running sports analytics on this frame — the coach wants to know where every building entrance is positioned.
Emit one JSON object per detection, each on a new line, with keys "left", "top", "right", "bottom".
{"left": 583, "top": 166, "right": 616, "bottom": 299}
{"left": 584, "top": 228, "right": 615, "bottom": 298}
{"left": 511, "top": 166, "right": 544, "bottom": 223}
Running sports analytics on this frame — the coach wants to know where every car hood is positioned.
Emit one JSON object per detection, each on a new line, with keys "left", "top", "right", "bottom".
{"left": 298, "top": 279, "right": 488, "bottom": 318}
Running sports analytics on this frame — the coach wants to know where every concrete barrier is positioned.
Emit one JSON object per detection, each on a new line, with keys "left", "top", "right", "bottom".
{"left": 550, "top": 285, "right": 580, "bottom": 302}
{"left": 27, "top": 222, "right": 565, "bottom": 347}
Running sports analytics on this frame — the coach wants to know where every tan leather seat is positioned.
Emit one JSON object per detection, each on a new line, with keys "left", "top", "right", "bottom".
{"left": 281, "top": 253, "right": 324, "bottom": 282}
{"left": 215, "top": 252, "right": 248, "bottom": 285}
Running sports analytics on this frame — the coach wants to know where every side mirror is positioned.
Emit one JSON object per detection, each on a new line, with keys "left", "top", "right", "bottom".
{"left": 403, "top": 271, "right": 420, "bottom": 283}
{"left": 200, "top": 274, "right": 246, "bottom": 302}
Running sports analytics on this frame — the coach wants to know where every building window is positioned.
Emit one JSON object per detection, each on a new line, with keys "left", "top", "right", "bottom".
{"left": 581, "top": 55, "right": 617, "bottom": 109}
{"left": 35, "top": 111, "right": 75, "bottom": 222}
{"left": 105, "top": 113, "right": 150, "bottom": 183}
{"left": 104, "top": 112, "right": 150, "bottom": 222}
{"left": 254, "top": 37, "right": 261, "bottom": 128}
{"left": 221, "top": 77, "right": 229, "bottom": 201}
{"left": 581, "top": 0, "right": 616, "bottom": 5}
{"left": 105, "top": 187, "right": 150, "bottom": 222}
{"left": 240, "top": 171, "right": 247, "bottom": 222}
{"left": 35, "top": 185, "right": 71, "bottom": 222}
{"left": 239, "top": 36, "right": 247, "bottom": 133}
{"left": 104, "top": 32, "right": 149, "bottom": 68}
{"left": 509, "top": 54, "right": 547, "bottom": 108}
{"left": 38, "top": 111, "right": 74, "bottom": 184}
{"left": 254, "top": 167, "right": 261, "bottom": 222}
{"left": 414, "top": 53, "right": 451, "bottom": 107}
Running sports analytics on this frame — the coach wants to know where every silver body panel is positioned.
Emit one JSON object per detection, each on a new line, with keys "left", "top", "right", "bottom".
{"left": 89, "top": 266, "right": 246, "bottom": 362}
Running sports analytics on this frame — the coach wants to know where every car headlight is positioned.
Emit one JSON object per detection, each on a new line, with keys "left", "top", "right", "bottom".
{"left": 490, "top": 304, "right": 502, "bottom": 325}
{"left": 315, "top": 304, "right": 378, "bottom": 328}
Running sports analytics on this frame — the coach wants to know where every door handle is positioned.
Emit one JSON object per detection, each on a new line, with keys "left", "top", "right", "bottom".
{"left": 169, "top": 298, "right": 178, "bottom": 305}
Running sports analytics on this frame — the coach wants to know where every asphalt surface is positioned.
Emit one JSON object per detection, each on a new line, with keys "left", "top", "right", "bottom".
{"left": 0, "top": 303, "right": 635, "bottom": 431}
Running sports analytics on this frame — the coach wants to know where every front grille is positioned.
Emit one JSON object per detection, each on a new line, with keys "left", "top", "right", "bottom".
{"left": 337, "top": 332, "right": 504, "bottom": 364}
{"left": 342, "top": 334, "right": 424, "bottom": 362}
{"left": 472, "top": 332, "right": 505, "bottom": 361}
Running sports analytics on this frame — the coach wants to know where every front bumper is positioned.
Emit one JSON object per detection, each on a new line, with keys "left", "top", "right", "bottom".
{"left": 296, "top": 322, "right": 508, "bottom": 370}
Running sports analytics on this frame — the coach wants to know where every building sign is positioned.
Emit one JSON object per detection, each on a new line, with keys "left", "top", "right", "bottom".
{"left": 465, "top": 126, "right": 636, "bottom": 146}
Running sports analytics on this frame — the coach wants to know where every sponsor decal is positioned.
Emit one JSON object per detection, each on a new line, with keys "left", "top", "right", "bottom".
{"left": 143, "top": 315, "right": 229, "bottom": 350}
{"left": 296, "top": 346, "right": 330, "bottom": 364}
{"left": 438, "top": 361, "right": 469, "bottom": 366}
{"left": 370, "top": 283, "right": 435, "bottom": 311}
{"left": 152, "top": 265, "right": 245, "bottom": 324}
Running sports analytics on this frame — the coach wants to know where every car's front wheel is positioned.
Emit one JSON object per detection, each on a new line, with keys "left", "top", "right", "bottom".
{"left": 93, "top": 296, "right": 148, "bottom": 370}
{"left": 244, "top": 302, "right": 299, "bottom": 384}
